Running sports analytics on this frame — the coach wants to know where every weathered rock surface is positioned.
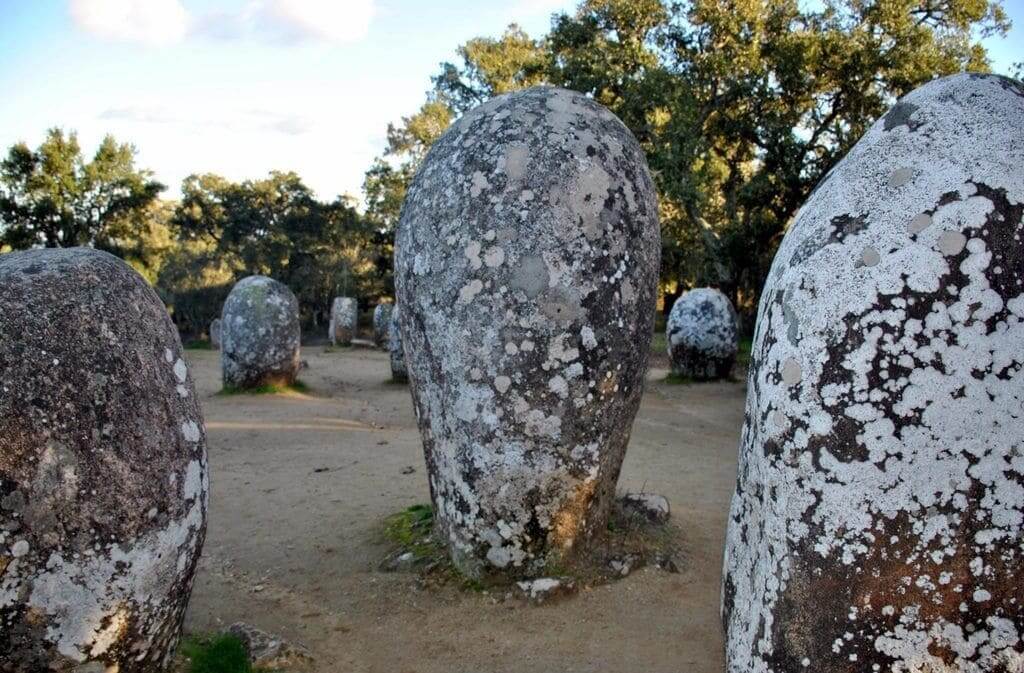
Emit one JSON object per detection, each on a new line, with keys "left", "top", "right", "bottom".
{"left": 227, "top": 622, "right": 314, "bottom": 670}
{"left": 373, "top": 302, "right": 393, "bottom": 348}
{"left": 220, "top": 276, "right": 300, "bottom": 389}
{"left": 395, "top": 86, "right": 660, "bottom": 581}
{"left": 515, "top": 577, "right": 576, "bottom": 604}
{"left": 388, "top": 306, "right": 407, "bottom": 382}
{"left": 618, "top": 492, "right": 670, "bottom": 524}
{"left": 722, "top": 74, "right": 1024, "bottom": 671}
{"left": 0, "top": 248, "right": 208, "bottom": 672}
{"left": 329, "top": 296, "right": 358, "bottom": 347}
{"left": 209, "top": 317, "right": 222, "bottom": 350}
{"left": 666, "top": 287, "right": 738, "bottom": 380}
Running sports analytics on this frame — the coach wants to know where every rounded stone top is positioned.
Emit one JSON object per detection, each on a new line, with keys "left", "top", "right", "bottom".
{"left": 221, "top": 275, "right": 300, "bottom": 388}
{"left": 667, "top": 287, "right": 738, "bottom": 359}
{"left": 0, "top": 247, "right": 207, "bottom": 543}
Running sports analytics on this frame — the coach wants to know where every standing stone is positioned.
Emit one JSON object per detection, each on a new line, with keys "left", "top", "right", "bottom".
{"left": 666, "top": 287, "right": 738, "bottom": 380}
{"left": 209, "top": 317, "right": 222, "bottom": 350}
{"left": 221, "top": 276, "right": 300, "bottom": 389}
{"left": 0, "top": 248, "right": 208, "bottom": 672}
{"left": 373, "top": 302, "right": 393, "bottom": 348}
{"left": 329, "top": 296, "right": 358, "bottom": 347}
{"left": 395, "top": 86, "right": 660, "bottom": 581}
{"left": 722, "top": 74, "right": 1024, "bottom": 671}
{"left": 388, "top": 305, "right": 407, "bottom": 382}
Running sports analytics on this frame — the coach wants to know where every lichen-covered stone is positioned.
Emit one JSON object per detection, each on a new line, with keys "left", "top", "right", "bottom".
{"left": 373, "top": 303, "right": 393, "bottom": 348}
{"left": 395, "top": 86, "right": 660, "bottom": 581}
{"left": 388, "top": 306, "right": 407, "bottom": 382}
{"left": 0, "top": 248, "right": 208, "bottom": 672}
{"left": 329, "top": 296, "right": 357, "bottom": 347}
{"left": 722, "top": 74, "right": 1024, "bottom": 671}
{"left": 666, "top": 287, "right": 738, "bottom": 380}
{"left": 209, "top": 317, "right": 222, "bottom": 350}
{"left": 221, "top": 276, "right": 300, "bottom": 389}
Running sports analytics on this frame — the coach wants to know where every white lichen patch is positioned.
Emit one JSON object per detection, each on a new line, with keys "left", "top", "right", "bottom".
{"left": 395, "top": 86, "right": 660, "bottom": 581}
{"left": 722, "top": 74, "right": 1024, "bottom": 672}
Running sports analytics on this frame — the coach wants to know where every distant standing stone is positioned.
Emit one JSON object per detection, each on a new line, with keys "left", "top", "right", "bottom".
{"left": 329, "top": 296, "right": 358, "bottom": 346}
{"left": 0, "top": 248, "right": 208, "bottom": 672}
{"left": 221, "top": 276, "right": 300, "bottom": 389}
{"left": 209, "top": 317, "right": 222, "bottom": 350}
{"left": 395, "top": 86, "right": 660, "bottom": 581}
{"left": 666, "top": 287, "right": 738, "bottom": 380}
{"left": 372, "top": 302, "right": 393, "bottom": 348}
{"left": 723, "top": 74, "right": 1024, "bottom": 672}
{"left": 388, "top": 305, "right": 407, "bottom": 382}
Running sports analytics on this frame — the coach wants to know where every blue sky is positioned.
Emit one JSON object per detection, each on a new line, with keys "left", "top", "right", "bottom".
{"left": 0, "top": 0, "right": 1020, "bottom": 203}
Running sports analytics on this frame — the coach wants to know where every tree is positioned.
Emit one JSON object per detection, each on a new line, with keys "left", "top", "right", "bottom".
{"left": 368, "top": 0, "right": 1011, "bottom": 323}
{"left": 170, "top": 171, "right": 385, "bottom": 331}
{"left": 0, "top": 128, "right": 163, "bottom": 249}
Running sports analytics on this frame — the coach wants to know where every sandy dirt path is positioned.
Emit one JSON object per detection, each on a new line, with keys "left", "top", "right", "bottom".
{"left": 182, "top": 346, "right": 745, "bottom": 673}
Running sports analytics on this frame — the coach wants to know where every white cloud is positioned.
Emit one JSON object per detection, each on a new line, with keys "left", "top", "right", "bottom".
{"left": 255, "top": 0, "right": 375, "bottom": 44}
{"left": 69, "top": 0, "right": 189, "bottom": 46}
{"left": 70, "top": 0, "right": 376, "bottom": 46}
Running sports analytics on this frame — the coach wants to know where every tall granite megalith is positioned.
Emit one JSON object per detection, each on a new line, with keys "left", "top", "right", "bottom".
{"left": 329, "top": 296, "right": 357, "bottom": 347}
{"left": 666, "top": 287, "right": 738, "bottom": 380}
{"left": 373, "top": 302, "right": 393, "bottom": 348}
{"left": 388, "top": 305, "right": 407, "bottom": 382}
{"left": 395, "top": 86, "right": 660, "bottom": 581}
{"left": 723, "top": 74, "right": 1024, "bottom": 671}
{"left": 221, "top": 275, "right": 300, "bottom": 389}
{"left": 0, "top": 248, "right": 208, "bottom": 671}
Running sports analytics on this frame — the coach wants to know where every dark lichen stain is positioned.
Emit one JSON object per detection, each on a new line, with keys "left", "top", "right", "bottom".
{"left": 883, "top": 100, "right": 921, "bottom": 131}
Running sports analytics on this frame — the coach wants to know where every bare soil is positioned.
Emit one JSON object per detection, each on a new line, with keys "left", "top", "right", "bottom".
{"left": 181, "top": 346, "right": 745, "bottom": 673}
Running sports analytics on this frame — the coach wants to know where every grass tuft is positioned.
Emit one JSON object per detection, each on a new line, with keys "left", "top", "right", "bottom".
{"left": 184, "top": 339, "right": 214, "bottom": 351}
{"left": 663, "top": 371, "right": 694, "bottom": 385}
{"left": 179, "top": 634, "right": 252, "bottom": 673}
{"left": 218, "top": 380, "right": 310, "bottom": 396}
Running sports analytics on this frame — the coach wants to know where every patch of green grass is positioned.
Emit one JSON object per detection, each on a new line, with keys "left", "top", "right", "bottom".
{"left": 218, "top": 380, "right": 310, "bottom": 396}
{"left": 737, "top": 337, "right": 753, "bottom": 368}
{"left": 184, "top": 339, "right": 213, "bottom": 350}
{"left": 380, "top": 504, "right": 487, "bottom": 592}
{"left": 179, "top": 634, "right": 252, "bottom": 673}
{"left": 383, "top": 504, "right": 435, "bottom": 556}
{"left": 649, "top": 332, "right": 668, "bottom": 356}
{"left": 663, "top": 371, "right": 694, "bottom": 385}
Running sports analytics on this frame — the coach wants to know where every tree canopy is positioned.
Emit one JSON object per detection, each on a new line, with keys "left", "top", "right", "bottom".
{"left": 0, "top": 128, "right": 163, "bottom": 249}
{"left": 366, "top": 0, "right": 1010, "bottom": 320}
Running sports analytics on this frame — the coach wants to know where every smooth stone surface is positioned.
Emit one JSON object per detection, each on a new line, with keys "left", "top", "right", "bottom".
{"left": 329, "top": 297, "right": 358, "bottom": 347}
{"left": 388, "top": 306, "right": 407, "bottom": 383}
{"left": 209, "top": 317, "right": 222, "bottom": 350}
{"left": 221, "top": 276, "right": 300, "bottom": 389}
{"left": 395, "top": 86, "right": 660, "bottom": 581}
{"left": 666, "top": 287, "right": 739, "bottom": 380}
{"left": 722, "top": 74, "right": 1024, "bottom": 672}
{"left": 0, "top": 248, "right": 208, "bottom": 672}
{"left": 373, "top": 303, "right": 393, "bottom": 348}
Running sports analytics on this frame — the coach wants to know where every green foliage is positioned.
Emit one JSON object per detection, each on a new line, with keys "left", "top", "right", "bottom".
{"left": 367, "top": 0, "right": 1011, "bottom": 324}
{"left": 383, "top": 504, "right": 435, "bottom": 554}
{"left": 180, "top": 634, "right": 252, "bottom": 673}
{"left": 171, "top": 171, "right": 389, "bottom": 332}
{"left": 0, "top": 128, "right": 163, "bottom": 249}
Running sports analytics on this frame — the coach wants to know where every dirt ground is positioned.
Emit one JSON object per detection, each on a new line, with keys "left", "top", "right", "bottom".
{"left": 181, "top": 345, "right": 746, "bottom": 673}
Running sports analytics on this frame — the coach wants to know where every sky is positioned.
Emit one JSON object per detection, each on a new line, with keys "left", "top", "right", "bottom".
{"left": 0, "top": 0, "right": 1021, "bottom": 205}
